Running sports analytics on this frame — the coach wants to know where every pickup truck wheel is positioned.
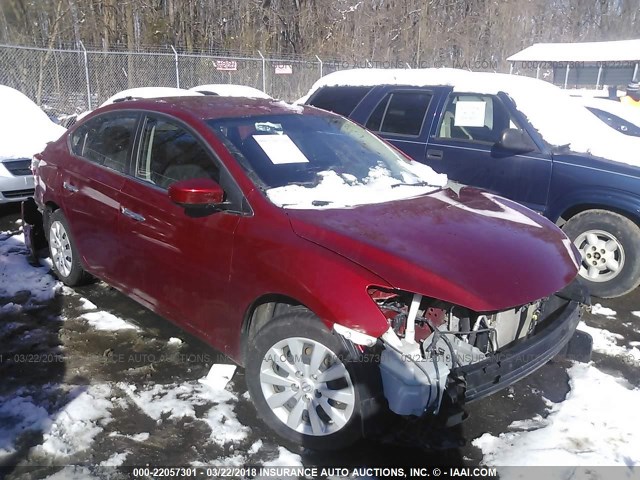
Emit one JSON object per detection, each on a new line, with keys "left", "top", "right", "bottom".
{"left": 245, "top": 311, "right": 385, "bottom": 450}
{"left": 563, "top": 210, "right": 640, "bottom": 298}
{"left": 47, "top": 210, "right": 90, "bottom": 286}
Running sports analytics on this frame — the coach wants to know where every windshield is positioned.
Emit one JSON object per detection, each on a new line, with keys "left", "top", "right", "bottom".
{"left": 207, "top": 113, "right": 446, "bottom": 209}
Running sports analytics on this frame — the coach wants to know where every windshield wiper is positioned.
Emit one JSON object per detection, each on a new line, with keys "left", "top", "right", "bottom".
{"left": 390, "top": 181, "right": 437, "bottom": 189}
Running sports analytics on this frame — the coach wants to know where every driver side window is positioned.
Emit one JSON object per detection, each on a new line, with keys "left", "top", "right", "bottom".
{"left": 436, "top": 94, "right": 523, "bottom": 144}
{"left": 136, "top": 116, "right": 219, "bottom": 189}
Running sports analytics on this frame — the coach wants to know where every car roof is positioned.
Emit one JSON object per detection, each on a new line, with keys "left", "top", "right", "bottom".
{"left": 298, "top": 67, "right": 563, "bottom": 103}
{"left": 101, "top": 95, "right": 310, "bottom": 121}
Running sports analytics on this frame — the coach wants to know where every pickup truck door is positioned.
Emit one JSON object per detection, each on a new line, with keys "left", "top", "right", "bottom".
{"left": 350, "top": 86, "right": 441, "bottom": 161}
{"left": 425, "top": 90, "right": 552, "bottom": 213}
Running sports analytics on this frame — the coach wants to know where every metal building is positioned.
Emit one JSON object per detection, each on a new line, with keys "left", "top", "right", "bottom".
{"left": 507, "top": 39, "right": 640, "bottom": 88}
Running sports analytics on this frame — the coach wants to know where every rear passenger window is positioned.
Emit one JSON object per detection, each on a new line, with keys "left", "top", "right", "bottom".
{"left": 136, "top": 116, "right": 219, "bottom": 189}
{"left": 70, "top": 114, "right": 138, "bottom": 174}
{"left": 365, "top": 91, "right": 432, "bottom": 136}
{"left": 307, "top": 86, "right": 373, "bottom": 117}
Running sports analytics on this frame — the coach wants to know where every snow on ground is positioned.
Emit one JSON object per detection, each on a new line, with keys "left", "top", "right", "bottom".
{"left": 0, "top": 232, "right": 59, "bottom": 305}
{"left": 35, "top": 384, "right": 113, "bottom": 457}
{"left": 199, "top": 363, "right": 237, "bottom": 389}
{"left": 81, "top": 310, "right": 140, "bottom": 331}
{"left": 78, "top": 297, "right": 98, "bottom": 310}
{"left": 578, "top": 321, "right": 640, "bottom": 365}
{"left": 0, "top": 388, "right": 52, "bottom": 459}
{"left": 119, "top": 378, "right": 249, "bottom": 446}
{"left": 591, "top": 303, "right": 617, "bottom": 316}
{"left": 300, "top": 68, "right": 640, "bottom": 167}
{"left": 0, "top": 384, "right": 113, "bottom": 461}
{"left": 473, "top": 363, "right": 640, "bottom": 472}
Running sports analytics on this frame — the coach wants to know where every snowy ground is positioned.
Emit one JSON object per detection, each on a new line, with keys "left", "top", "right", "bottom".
{"left": 1, "top": 203, "right": 640, "bottom": 479}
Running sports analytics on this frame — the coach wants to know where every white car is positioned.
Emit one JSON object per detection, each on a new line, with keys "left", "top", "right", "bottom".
{"left": 575, "top": 96, "right": 640, "bottom": 137}
{"left": 189, "top": 84, "right": 271, "bottom": 99}
{"left": 0, "top": 85, "right": 65, "bottom": 204}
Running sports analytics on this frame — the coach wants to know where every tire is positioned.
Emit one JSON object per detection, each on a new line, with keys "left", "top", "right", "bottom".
{"left": 562, "top": 209, "right": 640, "bottom": 298}
{"left": 245, "top": 311, "right": 385, "bottom": 450}
{"left": 47, "top": 209, "right": 90, "bottom": 286}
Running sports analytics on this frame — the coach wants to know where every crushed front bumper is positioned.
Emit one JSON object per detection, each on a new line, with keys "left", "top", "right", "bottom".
{"left": 449, "top": 297, "right": 588, "bottom": 404}
{"left": 376, "top": 285, "right": 592, "bottom": 419}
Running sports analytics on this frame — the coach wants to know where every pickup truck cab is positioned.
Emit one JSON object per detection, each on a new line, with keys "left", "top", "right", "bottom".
{"left": 302, "top": 69, "right": 640, "bottom": 298}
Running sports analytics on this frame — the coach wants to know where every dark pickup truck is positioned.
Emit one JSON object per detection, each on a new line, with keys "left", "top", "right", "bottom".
{"left": 302, "top": 69, "right": 640, "bottom": 298}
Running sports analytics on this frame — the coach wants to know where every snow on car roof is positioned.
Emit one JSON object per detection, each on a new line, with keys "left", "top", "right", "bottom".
{"left": 508, "top": 39, "right": 640, "bottom": 63}
{"left": 100, "top": 87, "right": 203, "bottom": 107}
{"left": 300, "top": 68, "right": 640, "bottom": 167}
{"left": 189, "top": 84, "right": 271, "bottom": 99}
{"left": 0, "top": 85, "right": 65, "bottom": 161}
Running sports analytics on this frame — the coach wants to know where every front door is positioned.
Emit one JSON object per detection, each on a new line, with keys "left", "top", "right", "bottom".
{"left": 116, "top": 114, "right": 241, "bottom": 341}
{"left": 426, "top": 92, "right": 552, "bottom": 212}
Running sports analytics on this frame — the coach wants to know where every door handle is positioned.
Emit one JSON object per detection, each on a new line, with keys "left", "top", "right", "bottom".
{"left": 63, "top": 181, "right": 79, "bottom": 193}
{"left": 120, "top": 207, "right": 145, "bottom": 222}
{"left": 426, "top": 149, "right": 443, "bottom": 160}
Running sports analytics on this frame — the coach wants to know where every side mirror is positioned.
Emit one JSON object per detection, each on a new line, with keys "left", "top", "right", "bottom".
{"left": 168, "top": 178, "right": 225, "bottom": 206}
{"left": 498, "top": 128, "right": 537, "bottom": 153}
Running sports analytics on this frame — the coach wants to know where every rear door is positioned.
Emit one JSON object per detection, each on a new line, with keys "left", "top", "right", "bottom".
{"left": 352, "top": 88, "right": 438, "bottom": 160}
{"left": 116, "top": 114, "right": 243, "bottom": 338}
{"left": 63, "top": 112, "right": 139, "bottom": 282}
{"left": 425, "top": 91, "right": 552, "bottom": 212}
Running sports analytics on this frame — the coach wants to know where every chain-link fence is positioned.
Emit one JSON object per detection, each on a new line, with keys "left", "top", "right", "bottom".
{"left": 0, "top": 43, "right": 344, "bottom": 117}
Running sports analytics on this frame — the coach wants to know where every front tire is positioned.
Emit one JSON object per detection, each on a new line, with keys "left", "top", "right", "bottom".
{"left": 563, "top": 209, "right": 640, "bottom": 298}
{"left": 47, "top": 209, "right": 90, "bottom": 286}
{"left": 245, "top": 311, "right": 384, "bottom": 450}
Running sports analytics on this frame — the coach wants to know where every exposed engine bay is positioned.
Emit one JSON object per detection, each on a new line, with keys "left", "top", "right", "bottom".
{"left": 368, "top": 288, "right": 544, "bottom": 417}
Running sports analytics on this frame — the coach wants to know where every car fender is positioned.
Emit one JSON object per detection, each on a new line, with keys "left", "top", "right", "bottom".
{"left": 547, "top": 186, "right": 640, "bottom": 224}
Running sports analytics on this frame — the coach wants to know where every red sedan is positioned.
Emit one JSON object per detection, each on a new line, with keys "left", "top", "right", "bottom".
{"left": 25, "top": 96, "right": 590, "bottom": 449}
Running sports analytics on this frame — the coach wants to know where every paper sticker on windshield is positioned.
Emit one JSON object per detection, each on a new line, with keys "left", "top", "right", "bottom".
{"left": 454, "top": 100, "right": 486, "bottom": 127}
{"left": 253, "top": 134, "right": 309, "bottom": 164}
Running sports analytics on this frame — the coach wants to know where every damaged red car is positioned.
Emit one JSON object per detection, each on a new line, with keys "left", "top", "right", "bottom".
{"left": 24, "top": 96, "right": 591, "bottom": 449}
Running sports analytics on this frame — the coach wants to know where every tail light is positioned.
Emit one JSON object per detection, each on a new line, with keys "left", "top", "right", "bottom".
{"left": 31, "top": 153, "right": 43, "bottom": 175}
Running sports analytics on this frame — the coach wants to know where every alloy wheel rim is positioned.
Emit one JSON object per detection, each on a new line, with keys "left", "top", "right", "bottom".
{"left": 573, "top": 229, "right": 625, "bottom": 283}
{"left": 49, "top": 220, "right": 73, "bottom": 277}
{"left": 259, "top": 337, "right": 355, "bottom": 436}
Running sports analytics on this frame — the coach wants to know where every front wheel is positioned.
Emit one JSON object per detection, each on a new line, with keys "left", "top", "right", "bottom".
{"left": 245, "top": 311, "right": 384, "bottom": 450}
{"left": 563, "top": 209, "right": 640, "bottom": 298}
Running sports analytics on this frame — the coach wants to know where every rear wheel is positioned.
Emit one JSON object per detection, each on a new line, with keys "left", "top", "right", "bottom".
{"left": 245, "top": 311, "right": 385, "bottom": 450}
{"left": 563, "top": 209, "right": 640, "bottom": 298}
{"left": 47, "top": 210, "right": 90, "bottom": 286}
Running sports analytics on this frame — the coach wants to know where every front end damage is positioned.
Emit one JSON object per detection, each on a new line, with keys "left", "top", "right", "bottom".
{"left": 337, "top": 281, "right": 592, "bottom": 421}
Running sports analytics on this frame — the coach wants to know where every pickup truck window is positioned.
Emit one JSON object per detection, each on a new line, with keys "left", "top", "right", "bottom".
{"left": 365, "top": 91, "right": 432, "bottom": 136}
{"left": 307, "top": 86, "right": 373, "bottom": 117}
{"left": 436, "top": 94, "right": 523, "bottom": 144}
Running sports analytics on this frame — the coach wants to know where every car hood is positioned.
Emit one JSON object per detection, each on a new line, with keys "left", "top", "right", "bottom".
{"left": 286, "top": 187, "right": 579, "bottom": 312}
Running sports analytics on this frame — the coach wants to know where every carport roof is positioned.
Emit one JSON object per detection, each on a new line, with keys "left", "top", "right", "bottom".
{"left": 507, "top": 39, "right": 640, "bottom": 63}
